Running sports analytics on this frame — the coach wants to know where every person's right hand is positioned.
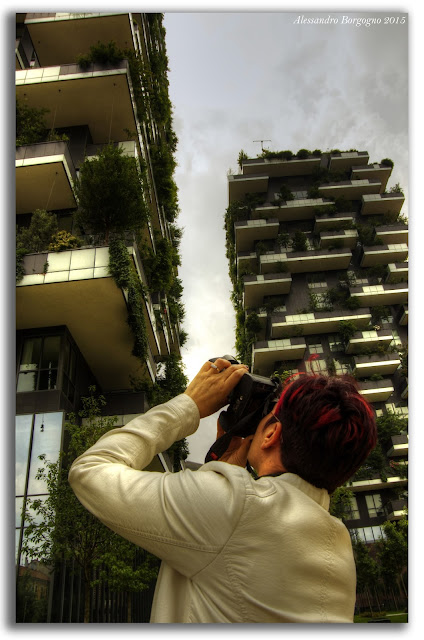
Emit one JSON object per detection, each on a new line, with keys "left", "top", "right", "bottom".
{"left": 184, "top": 358, "right": 248, "bottom": 419}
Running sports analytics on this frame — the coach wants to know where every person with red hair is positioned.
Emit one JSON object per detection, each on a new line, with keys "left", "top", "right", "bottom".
{"left": 69, "top": 358, "right": 377, "bottom": 623}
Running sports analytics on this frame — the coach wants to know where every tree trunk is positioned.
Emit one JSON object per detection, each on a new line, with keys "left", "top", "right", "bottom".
{"left": 127, "top": 593, "right": 131, "bottom": 623}
{"left": 84, "top": 581, "right": 90, "bottom": 623}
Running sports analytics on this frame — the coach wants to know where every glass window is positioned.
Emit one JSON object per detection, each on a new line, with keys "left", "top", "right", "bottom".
{"left": 308, "top": 342, "right": 323, "bottom": 354}
{"left": 17, "top": 335, "right": 60, "bottom": 393}
{"left": 348, "top": 496, "right": 360, "bottom": 520}
{"left": 27, "top": 413, "right": 63, "bottom": 496}
{"left": 328, "top": 334, "right": 343, "bottom": 352}
{"left": 365, "top": 493, "right": 383, "bottom": 518}
{"left": 15, "top": 415, "right": 33, "bottom": 496}
{"left": 19, "top": 338, "right": 42, "bottom": 372}
{"left": 334, "top": 359, "right": 351, "bottom": 375}
{"left": 353, "top": 526, "right": 385, "bottom": 543}
{"left": 306, "top": 358, "right": 327, "bottom": 374}
{"left": 16, "top": 497, "right": 25, "bottom": 528}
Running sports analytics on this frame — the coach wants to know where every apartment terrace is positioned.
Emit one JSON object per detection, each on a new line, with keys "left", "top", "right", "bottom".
{"left": 386, "top": 262, "right": 408, "bottom": 283}
{"left": 228, "top": 173, "right": 268, "bottom": 203}
{"left": 361, "top": 192, "right": 405, "bottom": 215}
{"left": 252, "top": 338, "right": 307, "bottom": 375}
{"left": 16, "top": 243, "right": 160, "bottom": 390}
{"left": 243, "top": 273, "right": 292, "bottom": 309}
{"left": 360, "top": 243, "right": 408, "bottom": 267}
{"left": 384, "top": 499, "right": 408, "bottom": 521}
{"left": 351, "top": 163, "right": 392, "bottom": 192}
{"left": 348, "top": 474, "right": 407, "bottom": 492}
{"left": 271, "top": 308, "right": 372, "bottom": 338}
{"left": 374, "top": 223, "right": 408, "bottom": 245}
{"left": 16, "top": 140, "right": 77, "bottom": 214}
{"left": 345, "top": 328, "right": 393, "bottom": 354}
{"left": 398, "top": 304, "right": 408, "bottom": 325}
{"left": 349, "top": 281, "right": 408, "bottom": 306}
{"left": 319, "top": 229, "right": 358, "bottom": 249}
{"left": 358, "top": 378, "right": 394, "bottom": 402}
{"left": 260, "top": 247, "right": 352, "bottom": 274}
{"left": 318, "top": 178, "right": 381, "bottom": 200}
{"left": 386, "top": 435, "right": 408, "bottom": 458}
{"left": 234, "top": 218, "right": 279, "bottom": 252}
{"left": 24, "top": 13, "right": 137, "bottom": 67}
{"left": 313, "top": 213, "right": 354, "bottom": 232}
{"left": 16, "top": 60, "right": 137, "bottom": 145}
{"left": 328, "top": 150, "right": 369, "bottom": 172}
{"left": 240, "top": 155, "right": 321, "bottom": 177}
{"left": 252, "top": 198, "right": 334, "bottom": 222}
{"left": 352, "top": 352, "right": 401, "bottom": 378}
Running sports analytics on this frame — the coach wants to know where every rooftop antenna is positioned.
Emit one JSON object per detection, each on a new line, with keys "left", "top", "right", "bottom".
{"left": 253, "top": 139, "right": 272, "bottom": 152}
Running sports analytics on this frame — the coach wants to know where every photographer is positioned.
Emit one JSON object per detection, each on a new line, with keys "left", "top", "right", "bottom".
{"left": 69, "top": 357, "right": 377, "bottom": 623}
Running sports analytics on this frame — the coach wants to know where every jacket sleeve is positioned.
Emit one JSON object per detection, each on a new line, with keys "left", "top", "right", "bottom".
{"left": 68, "top": 394, "right": 246, "bottom": 577}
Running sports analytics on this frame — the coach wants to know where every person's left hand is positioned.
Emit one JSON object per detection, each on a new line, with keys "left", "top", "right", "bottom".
{"left": 216, "top": 422, "right": 254, "bottom": 467}
{"left": 184, "top": 358, "right": 248, "bottom": 419}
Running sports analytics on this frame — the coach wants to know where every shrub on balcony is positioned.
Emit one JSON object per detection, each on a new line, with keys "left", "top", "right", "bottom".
{"left": 296, "top": 148, "right": 311, "bottom": 159}
{"left": 344, "top": 296, "right": 361, "bottom": 310}
{"left": 290, "top": 230, "right": 308, "bottom": 252}
{"left": 48, "top": 230, "right": 82, "bottom": 252}
{"left": 76, "top": 144, "right": 149, "bottom": 243}
{"left": 238, "top": 149, "right": 248, "bottom": 170}
{"left": 381, "top": 158, "right": 394, "bottom": 168}
{"left": 16, "top": 209, "right": 58, "bottom": 254}
{"left": 312, "top": 149, "right": 322, "bottom": 157}
{"left": 338, "top": 320, "right": 358, "bottom": 344}
{"left": 278, "top": 184, "right": 295, "bottom": 202}
{"left": 16, "top": 99, "right": 48, "bottom": 147}
{"left": 388, "top": 182, "right": 405, "bottom": 196}
{"left": 333, "top": 196, "right": 353, "bottom": 213}
{"left": 76, "top": 40, "right": 125, "bottom": 69}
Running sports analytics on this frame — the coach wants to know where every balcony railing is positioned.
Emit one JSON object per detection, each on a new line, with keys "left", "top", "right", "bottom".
{"left": 271, "top": 308, "right": 372, "bottom": 338}
{"left": 328, "top": 151, "right": 369, "bottom": 171}
{"left": 351, "top": 163, "right": 392, "bottom": 192}
{"left": 234, "top": 218, "right": 279, "bottom": 252}
{"left": 319, "top": 229, "right": 358, "bottom": 249}
{"left": 386, "top": 435, "right": 408, "bottom": 457}
{"left": 358, "top": 378, "right": 394, "bottom": 402}
{"left": 361, "top": 192, "right": 405, "bottom": 215}
{"left": 252, "top": 198, "right": 334, "bottom": 222}
{"left": 243, "top": 273, "right": 292, "bottom": 309}
{"left": 349, "top": 281, "right": 408, "bottom": 306}
{"left": 318, "top": 178, "right": 381, "bottom": 199}
{"left": 374, "top": 224, "right": 408, "bottom": 245}
{"left": 252, "top": 337, "right": 307, "bottom": 375}
{"left": 345, "top": 329, "right": 393, "bottom": 354}
{"left": 385, "top": 262, "right": 408, "bottom": 284}
{"left": 313, "top": 213, "right": 354, "bottom": 232}
{"left": 260, "top": 247, "right": 352, "bottom": 274}
{"left": 241, "top": 155, "right": 321, "bottom": 177}
{"left": 352, "top": 353, "right": 401, "bottom": 378}
{"left": 360, "top": 243, "right": 408, "bottom": 267}
{"left": 227, "top": 173, "right": 269, "bottom": 203}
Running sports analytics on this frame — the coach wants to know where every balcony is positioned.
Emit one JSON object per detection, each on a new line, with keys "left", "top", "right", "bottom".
{"left": 252, "top": 338, "right": 307, "bottom": 376}
{"left": 234, "top": 218, "right": 279, "bottom": 252}
{"left": 348, "top": 475, "right": 407, "bottom": 492}
{"left": 237, "top": 251, "right": 258, "bottom": 275}
{"left": 386, "top": 262, "right": 408, "bottom": 284}
{"left": 227, "top": 173, "right": 268, "bottom": 203}
{"left": 241, "top": 155, "right": 321, "bottom": 177}
{"left": 360, "top": 243, "right": 408, "bottom": 267}
{"left": 398, "top": 304, "right": 408, "bottom": 326}
{"left": 243, "top": 273, "right": 292, "bottom": 309}
{"left": 358, "top": 378, "right": 394, "bottom": 402}
{"left": 361, "top": 192, "right": 405, "bottom": 215}
{"left": 16, "top": 243, "right": 159, "bottom": 391}
{"left": 351, "top": 163, "right": 392, "bottom": 192}
{"left": 252, "top": 198, "right": 334, "bottom": 222}
{"left": 318, "top": 179, "right": 381, "bottom": 200}
{"left": 345, "top": 329, "right": 393, "bottom": 354}
{"left": 24, "top": 13, "right": 137, "bottom": 67}
{"left": 384, "top": 499, "right": 408, "bottom": 521}
{"left": 352, "top": 353, "right": 401, "bottom": 378}
{"left": 16, "top": 60, "right": 137, "bottom": 145}
{"left": 349, "top": 281, "right": 408, "bottom": 306}
{"left": 386, "top": 435, "right": 408, "bottom": 458}
{"left": 319, "top": 229, "right": 358, "bottom": 249}
{"left": 260, "top": 247, "right": 352, "bottom": 274}
{"left": 374, "top": 224, "right": 408, "bottom": 245}
{"left": 271, "top": 308, "right": 372, "bottom": 338}
{"left": 16, "top": 140, "right": 77, "bottom": 214}
{"left": 313, "top": 213, "right": 354, "bottom": 232}
{"left": 328, "top": 151, "right": 369, "bottom": 172}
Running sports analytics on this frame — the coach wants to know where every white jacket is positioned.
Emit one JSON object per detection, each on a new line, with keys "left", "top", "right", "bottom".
{"left": 69, "top": 394, "right": 356, "bottom": 623}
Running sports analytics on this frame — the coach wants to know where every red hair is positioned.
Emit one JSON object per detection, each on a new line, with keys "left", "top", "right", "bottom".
{"left": 274, "top": 372, "right": 377, "bottom": 493}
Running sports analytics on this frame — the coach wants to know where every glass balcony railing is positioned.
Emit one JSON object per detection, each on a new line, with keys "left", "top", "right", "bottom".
{"left": 352, "top": 353, "right": 401, "bottom": 378}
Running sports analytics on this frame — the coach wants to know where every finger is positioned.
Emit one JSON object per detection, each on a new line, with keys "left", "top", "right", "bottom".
{"left": 213, "top": 358, "right": 232, "bottom": 371}
{"left": 216, "top": 420, "right": 225, "bottom": 439}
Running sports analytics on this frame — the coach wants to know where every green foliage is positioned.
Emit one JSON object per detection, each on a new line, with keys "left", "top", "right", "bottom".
{"left": 108, "top": 237, "right": 148, "bottom": 362}
{"left": 143, "top": 234, "right": 180, "bottom": 294}
{"left": 334, "top": 196, "right": 353, "bottom": 213}
{"left": 329, "top": 485, "right": 354, "bottom": 519}
{"left": 16, "top": 571, "right": 48, "bottom": 622}
{"left": 16, "top": 247, "right": 27, "bottom": 283}
{"left": 76, "top": 40, "right": 124, "bottom": 68}
{"left": 344, "top": 296, "right": 361, "bottom": 310}
{"left": 16, "top": 99, "right": 48, "bottom": 147}
{"left": 375, "top": 410, "right": 408, "bottom": 450}
{"left": 76, "top": 144, "right": 149, "bottom": 243}
{"left": 238, "top": 149, "right": 248, "bottom": 169}
{"left": 376, "top": 517, "right": 408, "bottom": 595}
{"left": 370, "top": 305, "right": 390, "bottom": 325}
{"left": 259, "top": 149, "right": 293, "bottom": 160}
{"left": 352, "top": 538, "right": 380, "bottom": 592}
{"left": 312, "top": 149, "right": 322, "bottom": 157}
{"left": 16, "top": 209, "right": 58, "bottom": 254}
{"left": 278, "top": 184, "right": 295, "bottom": 202}
{"left": 290, "top": 230, "right": 308, "bottom": 252}
{"left": 296, "top": 148, "right": 311, "bottom": 159}
{"left": 48, "top": 230, "right": 82, "bottom": 252}
{"left": 338, "top": 319, "right": 358, "bottom": 343}
{"left": 381, "top": 158, "right": 394, "bottom": 168}
{"left": 389, "top": 183, "right": 404, "bottom": 196}
{"left": 21, "top": 389, "right": 159, "bottom": 621}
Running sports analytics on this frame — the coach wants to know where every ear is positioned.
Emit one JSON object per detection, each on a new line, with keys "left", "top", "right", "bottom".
{"left": 261, "top": 420, "right": 282, "bottom": 450}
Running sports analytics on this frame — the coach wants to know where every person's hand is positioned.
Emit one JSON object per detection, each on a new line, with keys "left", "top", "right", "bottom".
{"left": 184, "top": 358, "right": 248, "bottom": 419}
{"left": 216, "top": 422, "right": 254, "bottom": 467}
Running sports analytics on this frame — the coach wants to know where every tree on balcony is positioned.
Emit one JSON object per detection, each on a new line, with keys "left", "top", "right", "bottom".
{"left": 76, "top": 144, "right": 149, "bottom": 244}
{"left": 16, "top": 99, "right": 48, "bottom": 147}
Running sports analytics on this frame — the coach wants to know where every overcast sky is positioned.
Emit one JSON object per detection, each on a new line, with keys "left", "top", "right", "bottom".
{"left": 162, "top": 9, "right": 409, "bottom": 462}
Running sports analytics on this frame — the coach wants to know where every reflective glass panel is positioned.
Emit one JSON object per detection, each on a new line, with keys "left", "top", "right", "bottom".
{"left": 27, "top": 413, "right": 63, "bottom": 495}
{"left": 19, "top": 338, "right": 42, "bottom": 371}
{"left": 15, "top": 414, "right": 33, "bottom": 495}
{"left": 17, "top": 371, "right": 38, "bottom": 392}
{"left": 40, "top": 336, "right": 60, "bottom": 369}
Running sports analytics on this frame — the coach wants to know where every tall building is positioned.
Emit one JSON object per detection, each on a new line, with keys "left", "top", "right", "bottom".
{"left": 226, "top": 148, "right": 408, "bottom": 555}
{"left": 15, "top": 12, "right": 185, "bottom": 621}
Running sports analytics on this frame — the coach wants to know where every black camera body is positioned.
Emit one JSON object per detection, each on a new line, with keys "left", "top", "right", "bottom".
{"left": 205, "top": 356, "right": 280, "bottom": 462}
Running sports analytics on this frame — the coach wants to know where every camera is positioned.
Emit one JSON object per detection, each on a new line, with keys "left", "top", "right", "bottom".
{"left": 204, "top": 355, "right": 280, "bottom": 463}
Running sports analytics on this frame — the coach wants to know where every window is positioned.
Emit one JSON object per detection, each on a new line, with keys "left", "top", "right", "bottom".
{"left": 306, "top": 358, "right": 327, "bottom": 374}
{"left": 333, "top": 359, "right": 351, "bottom": 375}
{"left": 365, "top": 494, "right": 384, "bottom": 518}
{"left": 328, "top": 334, "right": 343, "bottom": 352}
{"left": 307, "top": 342, "right": 323, "bottom": 354}
{"left": 292, "top": 190, "right": 308, "bottom": 199}
{"left": 17, "top": 336, "right": 60, "bottom": 392}
{"left": 348, "top": 495, "right": 360, "bottom": 520}
{"left": 352, "top": 526, "right": 385, "bottom": 543}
